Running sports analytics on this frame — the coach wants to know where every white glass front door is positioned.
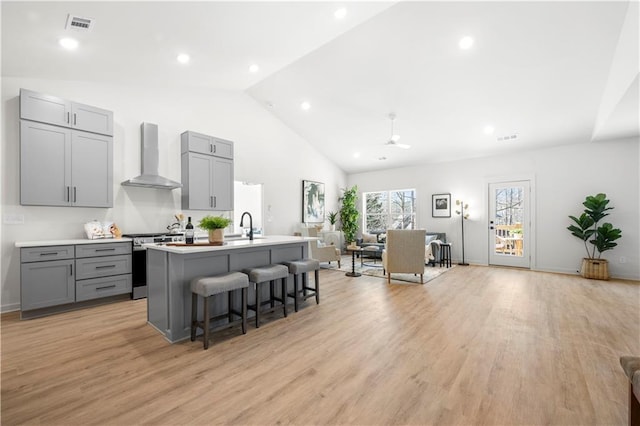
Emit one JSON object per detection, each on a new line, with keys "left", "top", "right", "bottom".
{"left": 488, "top": 181, "right": 531, "bottom": 268}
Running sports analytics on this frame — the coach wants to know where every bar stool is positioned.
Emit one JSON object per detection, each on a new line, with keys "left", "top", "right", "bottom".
{"left": 190, "top": 271, "right": 249, "bottom": 350}
{"left": 243, "top": 264, "right": 289, "bottom": 328}
{"left": 440, "top": 243, "right": 452, "bottom": 268}
{"left": 283, "top": 259, "right": 320, "bottom": 312}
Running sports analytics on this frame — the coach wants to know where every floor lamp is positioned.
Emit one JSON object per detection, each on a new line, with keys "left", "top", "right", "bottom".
{"left": 455, "top": 200, "right": 470, "bottom": 266}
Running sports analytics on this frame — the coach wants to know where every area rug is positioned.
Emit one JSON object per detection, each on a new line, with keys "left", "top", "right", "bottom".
{"left": 321, "top": 255, "right": 455, "bottom": 285}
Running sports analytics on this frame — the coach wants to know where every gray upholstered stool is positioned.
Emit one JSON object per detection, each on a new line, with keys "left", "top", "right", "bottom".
{"left": 283, "top": 259, "right": 320, "bottom": 312}
{"left": 243, "top": 264, "right": 289, "bottom": 328}
{"left": 190, "top": 272, "right": 249, "bottom": 350}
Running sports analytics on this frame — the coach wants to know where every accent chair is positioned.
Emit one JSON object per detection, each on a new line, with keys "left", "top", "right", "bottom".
{"left": 382, "top": 229, "right": 427, "bottom": 284}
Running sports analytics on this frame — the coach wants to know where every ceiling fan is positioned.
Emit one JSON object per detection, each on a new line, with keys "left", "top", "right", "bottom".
{"left": 385, "top": 113, "right": 411, "bottom": 149}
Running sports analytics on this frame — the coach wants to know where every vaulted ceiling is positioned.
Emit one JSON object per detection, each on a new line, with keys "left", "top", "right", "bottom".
{"left": 3, "top": 1, "right": 638, "bottom": 174}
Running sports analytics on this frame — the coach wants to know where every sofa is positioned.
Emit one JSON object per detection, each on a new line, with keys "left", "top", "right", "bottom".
{"left": 357, "top": 231, "right": 446, "bottom": 266}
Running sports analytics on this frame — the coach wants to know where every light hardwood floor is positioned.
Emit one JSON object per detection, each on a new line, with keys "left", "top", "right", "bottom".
{"left": 1, "top": 266, "right": 639, "bottom": 425}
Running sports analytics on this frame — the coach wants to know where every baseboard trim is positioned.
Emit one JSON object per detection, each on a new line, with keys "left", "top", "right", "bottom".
{"left": 1, "top": 303, "right": 20, "bottom": 314}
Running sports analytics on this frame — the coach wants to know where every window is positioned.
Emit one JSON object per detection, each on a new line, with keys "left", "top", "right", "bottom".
{"left": 363, "top": 189, "right": 416, "bottom": 233}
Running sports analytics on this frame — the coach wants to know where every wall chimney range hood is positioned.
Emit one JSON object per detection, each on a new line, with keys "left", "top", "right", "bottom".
{"left": 121, "top": 123, "right": 182, "bottom": 190}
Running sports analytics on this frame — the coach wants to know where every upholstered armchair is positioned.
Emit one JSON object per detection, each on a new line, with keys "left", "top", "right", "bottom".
{"left": 306, "top": 228, "right": 341, "bottom": 268}
{"left": 382, "top": 229, "right": 427, "bottom": 284}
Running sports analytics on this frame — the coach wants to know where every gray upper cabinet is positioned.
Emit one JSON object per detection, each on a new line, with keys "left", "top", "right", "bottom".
{"left": 20, "top": 121, "right": 113, "bottom": 207}
{"left": 20, "top": 89, "right": 114, "bottom": 208}
{"left": 20, "top": 88, "right": 113, "bottom": 136}
{"left": 181, "top": 131, "right": 234, "bottom": 211}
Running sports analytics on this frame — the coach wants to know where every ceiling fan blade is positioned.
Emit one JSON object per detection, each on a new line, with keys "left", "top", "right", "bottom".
{"left": 395, "top": 143, "right": 411, "bottom": 149}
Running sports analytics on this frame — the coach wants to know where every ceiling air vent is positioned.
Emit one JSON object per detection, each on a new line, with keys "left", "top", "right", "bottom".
{"left": 497, "top": 134, "right": 519, "bottom": 142}
{"left": 65, "top": 14, "right": 95, "bottom": 31}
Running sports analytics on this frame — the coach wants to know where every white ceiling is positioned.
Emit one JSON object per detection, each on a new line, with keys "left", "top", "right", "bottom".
{"left": 3, "top": 1, "right": 638, "bottom": 174}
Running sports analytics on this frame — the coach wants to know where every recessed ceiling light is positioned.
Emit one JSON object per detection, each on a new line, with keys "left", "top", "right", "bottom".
{"left": 249, "top": 64, "right": 260, "bottom": 73}
{"left": 334, "top": 8, "right": 347, "bottom": 19}
{"left": 301, "top": 101, "right": 311, "bottom": 111}
{"left": 353, "top": 152, "right": 360, "bottom": 158}
{"left": 484, "top": 125, "right": 495, "bottom": 135}
{"left": 59, "top": 37, "right": 79, "bottom": 50}
{"left": 459, "top": 36, "right": 474, "bottom": 50}
{"left": 176, "top": 53, "right": 190, "bottom": 64}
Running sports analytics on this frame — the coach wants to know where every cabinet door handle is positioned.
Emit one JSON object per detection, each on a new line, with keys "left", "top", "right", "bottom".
{"left": 40, "top": 252, "right": 58, "bottom": 256}
{"left": 73, "top": 187, "right": 77, "bottom": 203}
{"left": 214, "top": 196, "right": 217, "bottom": 208}
{"left": 213, "top": 145, "right": 216, "bottom": 154}
{"left": 95, "top": 265, "right": 116, "bottom": 269}
{"left": 210, "top": 143, "right": 213, "bottom": 153}
{"left": 96, "top": 284, "right": 117, "bottom": 290}
{"left": 210, "top": 196, "right": 213, "bottom": 207}
{"left": 70, "top": 264, "right": 73, "bottom": 276}
{"left": 95, "top": 248, "right": 116, "bottom": 252}
{"left": 67, "top": 186, "right": 70, "bottom": 202}
{"left": 67, "top": 112, "right": 70, "bottom": 124}
{"left": 73, "top": 113, "right": 77, "bottom": 126}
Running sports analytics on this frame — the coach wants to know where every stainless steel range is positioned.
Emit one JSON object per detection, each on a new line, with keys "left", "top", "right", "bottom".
{"left": 122, "top": 233, "right": 184, "bottom": 299}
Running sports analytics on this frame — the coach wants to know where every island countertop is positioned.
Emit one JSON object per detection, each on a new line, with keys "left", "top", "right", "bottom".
{"left": 143, "top": 235, "right": 314, "bottom": 254}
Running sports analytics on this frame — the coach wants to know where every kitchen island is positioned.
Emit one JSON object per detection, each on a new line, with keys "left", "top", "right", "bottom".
{"left": 146, "top": 235, "right": 311, "bottom": 343}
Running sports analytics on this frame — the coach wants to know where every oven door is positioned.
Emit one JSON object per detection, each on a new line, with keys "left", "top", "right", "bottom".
{"left": 131, "top": 248, "right": 147, "bottom": 299}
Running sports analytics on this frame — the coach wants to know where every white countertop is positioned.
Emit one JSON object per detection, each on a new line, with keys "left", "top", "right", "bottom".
{"left": 15, "top": 238, "right": 133, "bottom": 248}
{"left": 144, "top": 235, "right": 312, "bottom": 254}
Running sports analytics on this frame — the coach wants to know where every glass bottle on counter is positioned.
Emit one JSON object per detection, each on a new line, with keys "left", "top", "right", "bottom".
{"left": 185, "top": 217, "right": 194, "bottom": 244}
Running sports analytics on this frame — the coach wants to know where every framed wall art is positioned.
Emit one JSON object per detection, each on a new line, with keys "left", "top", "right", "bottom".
{"left": 432, "top": 193, "right": 451, "bottom": 218}
{"left": 302, "top": 180, "right": 325, "bottom": 223}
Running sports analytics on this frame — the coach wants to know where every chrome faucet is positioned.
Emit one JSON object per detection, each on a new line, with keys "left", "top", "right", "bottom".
{"left": 240, "top": 211, "right": 253, "bottom": 241}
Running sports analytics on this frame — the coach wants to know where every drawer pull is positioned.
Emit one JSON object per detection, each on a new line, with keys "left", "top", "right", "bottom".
{"left": 96, "top": 284, "right": 116, "bottom": 290}
{"left": 40, "top": 252, "right": 59, "bottom": 256}
{"left": 95, "top": 265, "right": 116, "bottom": 269}
{"left": 95, "top": 248, "right": 116, "bottom": 252}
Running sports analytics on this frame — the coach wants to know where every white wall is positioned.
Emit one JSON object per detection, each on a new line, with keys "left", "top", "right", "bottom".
{"left": 348, "top": 138, "right": 639, "bottom": 280}
{"left": 1, "top": 78, "right": 347, "bottom": 311}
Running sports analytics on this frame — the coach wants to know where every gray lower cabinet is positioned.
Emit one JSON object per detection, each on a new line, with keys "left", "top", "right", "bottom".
{"left": 20, "top": 242, "right": 132, "bottom": 317}
{"left": 20, "top": 120, "right": 113, "bottom": 207}
{"left": 181, "top": 131, "right": 234, "bottom": 211}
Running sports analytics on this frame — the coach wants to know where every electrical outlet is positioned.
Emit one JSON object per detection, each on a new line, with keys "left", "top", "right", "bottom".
{"left": 619, "top": 256, "right": 626, "bottom": 264}
{"left": 3, "top": 214, "right": 24, "bottom": 225}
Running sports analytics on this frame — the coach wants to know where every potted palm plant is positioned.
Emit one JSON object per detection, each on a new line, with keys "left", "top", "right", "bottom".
{"left": 327, "top": 211, "right": 338, "bottom": 231}
{"left": 199, "top": 215, "right": 232, "bottom": 244}
{"left": 567, "top": 193, "right": 622, "bottom": 280}
{"left": 339, "top": 186, "right": 359, "bottom": 248}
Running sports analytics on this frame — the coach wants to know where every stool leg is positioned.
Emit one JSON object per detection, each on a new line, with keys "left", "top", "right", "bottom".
{"left": 302, "top": 273, "right": 308, "bottom": 297}
{"left": 228, "top": 291, "right": 233, "bottom": 323}
{"left": 293, "top": 274, "right": 299, "bottom": 312}
{"left": 255, "top": 282, "right": 261, "bottom": 328}
{"left": 314, "top": 269, "right": 320, "bottom": 304}
{"left": 282, "top": 277, "right": 288, "bottom": 317}
{"left": 270, "top": 280, "right": 275, "bottom": 308}
{"left": 241, "top": 287, "right": 247, "bottom": 334}
{"left": 203, "top": 296, "right": 210, "bottom": 350}
{"left": 191, "top": 293, "right": 198, "bottom": 342}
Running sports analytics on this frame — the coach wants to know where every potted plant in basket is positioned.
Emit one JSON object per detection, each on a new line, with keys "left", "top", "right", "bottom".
{"left": 567, "top": 193, "right": 622, "bottom": 280}
{"left": 327, "top": 211, "right": 338, "bottom": 231}
{"left": 199, "top": 215, "right": 232, "bottom": 244}
{"left": 339, "top": 186, "right": 359, "bottom": 248}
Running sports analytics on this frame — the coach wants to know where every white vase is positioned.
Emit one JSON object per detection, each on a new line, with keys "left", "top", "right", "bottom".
{"left": 330, "top": 224, "right": 336, "bottom": 231}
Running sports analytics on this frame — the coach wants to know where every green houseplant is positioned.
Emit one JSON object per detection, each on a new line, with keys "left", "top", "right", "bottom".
{"left": 327, "top": 211, "right": 338, "bottom": 231}
{"left": 339, "top": 186, "right": 359, "bottom": 247}
{"left": 567, "top": 193, "right": 622, "bottom": 279}
{"left": 199, "top": 215, "right": 232, "bottom": 244}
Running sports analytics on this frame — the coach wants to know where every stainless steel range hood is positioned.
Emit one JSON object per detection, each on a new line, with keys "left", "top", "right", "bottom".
{"left": 121, "top": 123, "right": 182, "bottom": 190}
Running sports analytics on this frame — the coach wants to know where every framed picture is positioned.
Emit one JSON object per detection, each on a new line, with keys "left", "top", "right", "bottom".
{"left": 302, "top": 180, "right": 325, "bottom": 223}
{"left": 432, "top": 193, "right": 451, "bottom": 218}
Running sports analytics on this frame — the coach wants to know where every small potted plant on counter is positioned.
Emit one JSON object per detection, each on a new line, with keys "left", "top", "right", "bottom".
{"left": 199, "top": 215, "right": 232, "bottom": 244}
{"left": 567, "top": 193, "right": 622, "bottom": 280}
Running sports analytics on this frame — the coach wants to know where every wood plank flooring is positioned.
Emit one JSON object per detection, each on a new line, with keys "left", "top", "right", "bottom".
{"left": 2, "top": 266, "right": 639, "bottom": 425}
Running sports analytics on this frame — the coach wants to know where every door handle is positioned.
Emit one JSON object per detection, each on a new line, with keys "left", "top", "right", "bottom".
{"left": 489, "top": 226, "right": 495, "bottom": 230}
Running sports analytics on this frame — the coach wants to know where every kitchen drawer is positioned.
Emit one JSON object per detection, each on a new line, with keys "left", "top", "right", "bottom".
{"left": 21, "top": 245, "right": 74, "bottom": 263}
{"left": 75, "top": 254, "right": 131, "bottom": 280}
{"left": 76, "top": 274, "right": 132, "bottom": 302}
{"left": 75, "top": 242, "right": 131, "bottom": 258}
